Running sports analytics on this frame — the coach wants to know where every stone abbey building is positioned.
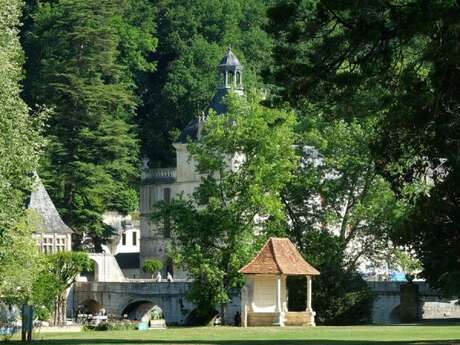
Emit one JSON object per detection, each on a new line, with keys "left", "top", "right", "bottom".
{"left": 139, "top": 48, "right": 244, "bottom": 279}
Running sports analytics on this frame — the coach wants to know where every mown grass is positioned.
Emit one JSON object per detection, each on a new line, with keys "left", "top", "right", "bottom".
{"left": 5, "top": 324, "right": 460, "bottom": 345}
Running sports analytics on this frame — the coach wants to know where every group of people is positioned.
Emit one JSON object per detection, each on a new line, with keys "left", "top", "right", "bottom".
{"left": 156, "top": 272, "right": 173, "bottom": 282}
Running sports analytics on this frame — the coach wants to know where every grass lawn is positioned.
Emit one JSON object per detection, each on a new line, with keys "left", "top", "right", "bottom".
{"left": 4, "top": 324, "right": 460, "bottom": 345}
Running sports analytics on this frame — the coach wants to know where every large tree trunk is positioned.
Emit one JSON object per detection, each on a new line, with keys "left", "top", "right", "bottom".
{"left": 52, "top": 294, "right": 67, "bottom": 326}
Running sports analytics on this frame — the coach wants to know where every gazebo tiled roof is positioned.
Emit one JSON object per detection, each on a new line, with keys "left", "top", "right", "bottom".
{"left": 239, "top": 238, "right": 320, "bottom": 276}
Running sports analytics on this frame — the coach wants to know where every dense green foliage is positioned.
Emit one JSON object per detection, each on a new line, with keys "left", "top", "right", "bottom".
{"left": 287, "top": 230, "right": 373, "bottom": 325}
{"left": 280, "top": 113, "right": 402, "bottom": 324}
{"left": 32, "top": 251, "right": 92, "bottom": 324}
{"left": 269, "top": 0, "right": 460, "bottom": 295}
{"left": 0, "top": 0, "right": 45, "bottom": 303}
{"left": 22, "top": 0, "right": 157, "bottom": 248}
{"left": 0, "top": 0, "right": 457, "bottom": 326}
{"left": 155, "top": 94, "right": 297, "bottom": 322}
{"left": 138, "top": 0, "right": 274, "bottom": 165}
{"left": 284, "top": 114, "right": 403, "bottom": 270}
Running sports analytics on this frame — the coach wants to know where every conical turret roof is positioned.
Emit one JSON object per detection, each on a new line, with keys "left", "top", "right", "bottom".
{"left": 178, "top": 47, "right": 243, "bottom": 143}
{"left": 28, "top": 176, "right": 73, "bottom": 234}
{"left": 218, "top": 47, "right": 242, "bottom": 67}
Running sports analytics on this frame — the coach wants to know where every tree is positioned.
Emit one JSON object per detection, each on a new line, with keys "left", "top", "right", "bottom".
{"left": 142, "top": 258, "right": 163, "bottom": 279}
{"left": 154, "top": 94, "right": 297, "bottom": 323}
{"left": 284, "top": 114, "right": 403, "bottom": 270}
{"left": 32, "top": 252, "right": 92, "bottom": 325}
{"left": 0, "top": 212, "right": 44, "bottom": 305}
{"left": 286, "top": 230, "right": 374, "bottom": 325}
{"left": 0, "top": 0, "right": 46, "bottom": 302}
{"left": 22, "top": 0, "right": 157, "bottom": 248}
{"left": 281, "top": 114, "right": 400, "bottom": 324}
{"left": 268, "top": 0, "right": 460, "bottom": 294}
{"left": 138, "top": 0, "right": 274, "bottom": 166}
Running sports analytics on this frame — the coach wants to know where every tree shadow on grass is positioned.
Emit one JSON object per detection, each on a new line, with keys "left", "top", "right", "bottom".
{"left": 7, "top": 340, "right": 460, "bottom": 345}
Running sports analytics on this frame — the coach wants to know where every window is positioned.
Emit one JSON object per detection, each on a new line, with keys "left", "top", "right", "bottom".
{"left": 42, "top": 236, "right": 53, "bottom": 254}
{"left": 132, "top": 231, "right": 137, "bottom": 246}
{"left": 164, "top": 188, "right": 171, "bottom": 202}
{"left": 163, "top": 188, "right": 171, "bottom": 238}
{"left": 228, "top": 71, "right": 235, "bottom": 86}
{"left": 122, "top": 233, "right": 126, "bottom": 246}
{"left": 219, "top": 71, "right": 225, "bottom": 87}
{"left": 56, "top": 237, "right": 66, "bottom": 252}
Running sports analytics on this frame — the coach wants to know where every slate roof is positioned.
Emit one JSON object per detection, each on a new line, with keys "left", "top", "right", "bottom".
{"left": 178, "top": 48, "right": 241, "bottom": 143}
{"left": 218, "top": 47, "right": 242, "bottom": 67}
{"left": 115, "top": 252, "right": 140, "bottom": 269}
{"left": 239, "top": 238, "right": 320, "bottom": 276}
{"left": 28, "top": 177, "right": 73, "bottom": 234}
{"left": 178, "top": 89, "right": 230, "bottom": 143}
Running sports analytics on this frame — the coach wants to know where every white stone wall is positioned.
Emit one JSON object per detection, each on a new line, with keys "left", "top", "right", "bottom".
{"left": 173, "top": 143, "right": 203, "bottom": 183}
{"left": 250, "top": 275, "right": 287, "bottom": 313}
{"left": 421, "top": 297, "right": 460, "bottom": 319}
{"left": 88, "top": 253, "right": 126, "bottom": 282}
{"left": 115, "top": 228, "right": 140, "bottom": 254}
{"left": 102, "top": 212, "right": 140, "bottom": 255}
{"left": 140, "top": 143, "right": 202, "bottom": 279}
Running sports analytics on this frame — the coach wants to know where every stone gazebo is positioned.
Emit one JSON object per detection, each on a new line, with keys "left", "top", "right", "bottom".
{"left": 239, "top": 238, "right": 320, "bottom": 327}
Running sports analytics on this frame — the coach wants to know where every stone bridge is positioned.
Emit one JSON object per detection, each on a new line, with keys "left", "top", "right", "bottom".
{"left": 73, "top": 281, "right": 194, "bottom": 325}
{"left": 72, "top": 281, "right": 240, "bottom": 325}
{"left": 368, "top": 281, "right": 460, "bottom": 324}
{"left": 72, "top": 280, "right": 459, "bottom": 325}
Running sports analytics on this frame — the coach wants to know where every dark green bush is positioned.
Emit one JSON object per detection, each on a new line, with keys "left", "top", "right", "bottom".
{"left": 287, "top": 231, "right": 374, "bottom": 325}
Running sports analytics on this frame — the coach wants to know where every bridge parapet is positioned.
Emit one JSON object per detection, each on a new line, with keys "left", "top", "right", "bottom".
{"left": 367, "top": 281, "right": 437, "bottom": 296}
{"left": 75, "top": 281, "right": 193, "bottom": 295}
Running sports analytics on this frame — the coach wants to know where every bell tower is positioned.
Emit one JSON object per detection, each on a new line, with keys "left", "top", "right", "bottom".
{"left": 217, "top": 47, "right": 243, "bottom": 95}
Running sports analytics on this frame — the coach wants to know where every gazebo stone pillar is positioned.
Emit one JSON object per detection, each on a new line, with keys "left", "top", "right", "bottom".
{"left": 273, "top": 274, "right": 285, "bottom": 326}
{"left": 306, "top": 275, "right": 316, "bottom": 326}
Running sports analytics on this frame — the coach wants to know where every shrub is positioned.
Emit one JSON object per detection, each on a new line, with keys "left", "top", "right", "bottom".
{"left": 84, "top": 321, "right": 137, "bottom": 331}
{"left": 142, "top": 258, "right": 163, "bottom": 278}
{"left": 287, "top": 231, "right": 374, "bottom": 325}
{"left": 185, "top": 308, "right": 218, "bottom": 326}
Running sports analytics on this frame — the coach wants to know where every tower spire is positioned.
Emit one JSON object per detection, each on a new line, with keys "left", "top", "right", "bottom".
{"left": 217, "top": 47, "right": 243, "bottom": 92}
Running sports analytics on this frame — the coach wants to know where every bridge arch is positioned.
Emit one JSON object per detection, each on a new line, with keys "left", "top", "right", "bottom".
{"left": 78, "top": 299, "right": 104, "bottom": 315}
{"left": 121, "top": 300, "right": 165, "bottom": 322}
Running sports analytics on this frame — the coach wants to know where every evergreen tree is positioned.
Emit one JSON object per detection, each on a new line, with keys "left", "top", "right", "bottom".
{"left": 23, "top": 0, "right": 156, "bottom": 248}
{"left": 0, "top": 0, "right": 45, "bottom": 302}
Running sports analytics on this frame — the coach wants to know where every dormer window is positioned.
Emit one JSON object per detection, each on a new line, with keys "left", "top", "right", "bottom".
{"left": 236, "top": 71, "right": 241, "bottom": 88}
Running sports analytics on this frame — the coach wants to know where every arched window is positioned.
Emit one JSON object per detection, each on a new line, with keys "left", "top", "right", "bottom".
{"left": 228, "top": 71, "right": 235, "bottom": 87}
{"left": 236, "top": 71, "right": 241, "bottom": 87}
{"left": 218, "top": 71, "right": 225, "bottom": 87}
